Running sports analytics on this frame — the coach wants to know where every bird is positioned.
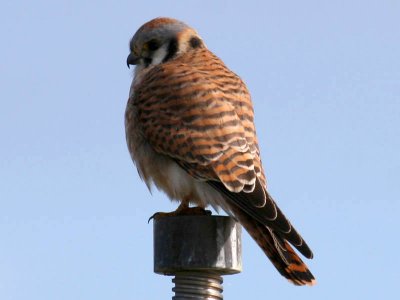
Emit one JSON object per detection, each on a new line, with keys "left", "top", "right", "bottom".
{"left": 125, "top": 17, "right": 315, "bottom": 286}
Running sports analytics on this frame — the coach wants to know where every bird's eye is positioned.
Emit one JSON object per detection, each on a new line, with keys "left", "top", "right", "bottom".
{"left": 147, "top": 39, "right": 160, "bottom": 51}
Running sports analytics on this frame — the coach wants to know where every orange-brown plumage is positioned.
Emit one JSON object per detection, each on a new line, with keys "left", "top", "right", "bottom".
{"left": 125, "top": 17, "right": 315, "bottom": 285}
{"left": 133, "top": 47, "right": 260, "bottom": 192}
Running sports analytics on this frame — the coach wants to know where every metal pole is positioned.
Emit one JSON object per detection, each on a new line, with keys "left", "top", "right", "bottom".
{"left": 154, "top": 215, "right": 242, "bottom": 299}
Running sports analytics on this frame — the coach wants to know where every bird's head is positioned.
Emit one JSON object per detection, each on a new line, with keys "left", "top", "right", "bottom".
{"left": 127, "top": 17, "right": 204, "bottom": 72}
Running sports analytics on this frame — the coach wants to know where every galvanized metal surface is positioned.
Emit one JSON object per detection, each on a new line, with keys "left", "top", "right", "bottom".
{"left": 154, "top": 215, "right": 242, "bottom": 275}
{"left": 172, "top": 272, "right": 223, "bottom": 300}
{"left": 153, "top": 215, "right": 242, "bottom": 299}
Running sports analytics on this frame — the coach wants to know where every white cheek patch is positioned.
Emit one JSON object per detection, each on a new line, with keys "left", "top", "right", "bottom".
{"left": 131, "top": 44, "right": 169, "bottom": 93}
{"left": 150, "top": 44, "right": 168, "bottom": 66}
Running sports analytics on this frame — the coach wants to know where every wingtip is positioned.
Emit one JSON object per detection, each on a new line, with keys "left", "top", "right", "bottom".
{"left": 288, "top": 277, "right": 317, "bottom": 286}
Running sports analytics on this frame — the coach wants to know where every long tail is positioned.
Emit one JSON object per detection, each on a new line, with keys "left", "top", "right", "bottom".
{"left": 230, "top": 203, "right": 316, "bottom": 286}
{"left": 208, "top": 180, "right": 316, "bottom": 285}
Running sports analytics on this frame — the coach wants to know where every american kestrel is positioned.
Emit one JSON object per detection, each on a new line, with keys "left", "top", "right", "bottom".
{"left": 125, "top": 17, "right": 315, "bottom": 285}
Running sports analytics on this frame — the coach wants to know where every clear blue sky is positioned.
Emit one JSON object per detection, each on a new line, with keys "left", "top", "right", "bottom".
{"left": 1, "top": 1, "right": 399, "bottom": 299}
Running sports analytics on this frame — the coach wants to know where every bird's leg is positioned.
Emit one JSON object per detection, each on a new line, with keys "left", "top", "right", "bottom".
{"left": 148, "top": 198, "right": 211, "bottom": 222}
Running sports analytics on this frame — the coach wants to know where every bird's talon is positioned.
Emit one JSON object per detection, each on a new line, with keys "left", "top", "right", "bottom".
{"left": 148, "top": 212, "right": 172, "bottom": 223}
{"left": 148, "top": 213, "right": 157, "bottom": 223}
{"left": 148, "top": 207, "right": 212, "bottom": 223}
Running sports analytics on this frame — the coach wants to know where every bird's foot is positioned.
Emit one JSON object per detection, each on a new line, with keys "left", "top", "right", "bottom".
{"left": 148, "top": 206, "right": 211, "bottom": 223}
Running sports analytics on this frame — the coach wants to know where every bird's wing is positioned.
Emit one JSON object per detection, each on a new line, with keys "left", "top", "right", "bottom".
{"left": 132, "top": 49, "right": 313, "bottom": 260}
{"left": 133, "top": 50, "right": 263, "bottom": 191}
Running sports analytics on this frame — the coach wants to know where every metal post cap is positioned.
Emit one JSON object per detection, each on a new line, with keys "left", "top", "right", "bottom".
{"left": 153, "top": 215, "right": 242, "bottom": 275}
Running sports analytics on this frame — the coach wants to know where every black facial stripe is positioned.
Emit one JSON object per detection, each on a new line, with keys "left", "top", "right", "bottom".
{"left": 189, "top": 36, "right": 202, "bottom": 49}
{"left": 147, "top": 39, "right": 160, "bottom": 51}
{"left": 163, "top": 38, "right": 178, "bottom": 63}
{"left": 144, "top": 57, "right": 152, "bottom": 67}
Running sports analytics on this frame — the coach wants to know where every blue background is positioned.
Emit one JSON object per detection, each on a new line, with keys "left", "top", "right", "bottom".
{"left": 1, "top": 1, "right": 399, "bottom": 299}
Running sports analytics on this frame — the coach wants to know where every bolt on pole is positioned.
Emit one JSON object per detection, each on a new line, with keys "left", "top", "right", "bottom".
{"left": 153, "top": 215, "right": 242, "bottom": 299}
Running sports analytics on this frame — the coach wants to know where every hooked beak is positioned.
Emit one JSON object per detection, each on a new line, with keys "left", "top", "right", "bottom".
{"left": 126, "top": 53, "right": 140, "bottom": 68}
